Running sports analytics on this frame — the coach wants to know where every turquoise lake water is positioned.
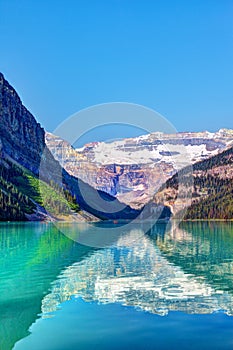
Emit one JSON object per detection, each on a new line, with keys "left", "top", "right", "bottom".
{"left": 0, "top": 221, "right": 233, "bottom": 350}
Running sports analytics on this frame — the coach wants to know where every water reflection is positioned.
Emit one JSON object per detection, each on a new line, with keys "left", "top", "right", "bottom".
{"left": 0, "top": 223, "right": 96, "bottom": 350}
{"left": 151, "top": 222, "right": 233, "bottom": 293}
{"left": 1, "top": 222, "right": 233, "bottom": 350}
{"left": 42, "top": 223, "right": 233, "bottom": 317}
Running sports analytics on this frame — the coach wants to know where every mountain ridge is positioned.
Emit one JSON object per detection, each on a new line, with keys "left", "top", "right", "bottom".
{"left": 46, "top": 128, "right": 233, "bottom": 209}
{"left": 0, "top": 73, "right": 139, "bottom": 221}
{"left": 1, "top": 72, "right": 232, "bottom": 221}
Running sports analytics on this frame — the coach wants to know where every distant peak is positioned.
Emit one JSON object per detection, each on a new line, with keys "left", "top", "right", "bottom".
{"left": 216, "top": 128, "right": 233, "bottom": 136}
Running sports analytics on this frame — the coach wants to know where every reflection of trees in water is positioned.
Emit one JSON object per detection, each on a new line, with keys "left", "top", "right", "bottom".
{"left": 148, "top": 221, "right": 233, "bottom": 293}
{"left": 42, "top": 223, "right": 233, "bottom": 318}
{"left": 0, "top": 223, "right": 95, "bottom": 350}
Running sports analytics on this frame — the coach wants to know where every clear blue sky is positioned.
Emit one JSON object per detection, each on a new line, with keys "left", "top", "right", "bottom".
{"left": 0, "top": 0, "right": 232, "bottom": 141}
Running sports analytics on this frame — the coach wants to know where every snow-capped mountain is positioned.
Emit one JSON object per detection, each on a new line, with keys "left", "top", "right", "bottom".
{"left": 46, "top": 129, "right": 233, "bottom": 208}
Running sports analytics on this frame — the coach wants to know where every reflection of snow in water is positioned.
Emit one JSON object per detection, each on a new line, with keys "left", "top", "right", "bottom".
{"left": 42, "top": 229, "right": 233, "bottom": 317}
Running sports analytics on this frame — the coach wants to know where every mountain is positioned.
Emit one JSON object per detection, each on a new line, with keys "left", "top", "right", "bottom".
{"left": 2, "top": 72, "right": 231, "bottom": 221}
{"left": 152, "top": 145, "right": 233, "bottom": 220}
{"left": 0, "top": 156, "right": 81, "bottom": 221}
{"left": 0, "top": 73, "right": 62, "bottom": 220}
{"left": 0, "top": 73, "right": 139, "bottom": 221}
{"left": 0, "top": 73, "right": 45, "bottom": 174}
{"left": 46, "top": 129, "right": 233, "bottom": 209}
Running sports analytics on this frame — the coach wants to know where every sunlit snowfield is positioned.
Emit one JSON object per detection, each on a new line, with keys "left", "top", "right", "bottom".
{"left": 0, "top": 221, "right": 233, "bottom": 350}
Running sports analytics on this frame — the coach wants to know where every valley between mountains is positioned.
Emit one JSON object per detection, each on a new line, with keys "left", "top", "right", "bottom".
{"left": 0, "top": 72, "right": 233, "bottom": 221}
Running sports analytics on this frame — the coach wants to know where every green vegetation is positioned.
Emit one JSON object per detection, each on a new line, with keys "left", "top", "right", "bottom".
{"left": 155, "top": 146, "right": 233, "bottom": 220}
{"left": 186, "top": 146, "right": 233, "bottom": 220}
{"left": 185, "top": 175, "right": 233, "bottom": 220}
{"left": 27, "top": 175, "right": 79, "bottom": 214}
{"left": 193, "top": 145, "right": 233, "bottom": 171}
{"left": 0, "top": 158, "right": 79, "bottom": 220}
{"left": 0, "top": 161, "right": 35, "bottom": 220}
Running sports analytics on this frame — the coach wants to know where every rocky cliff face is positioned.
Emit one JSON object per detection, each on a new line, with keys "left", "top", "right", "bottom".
{"left": 0, "top": 73, "right": 45, "bottom": 174}
{"left": 0, "top": 73, "right": 140, "bottom": 221}
{"left": 46, "top": 130, "right": 233, "bottom": 208}
{"left": 0, "top": 73, "right": 65, "bottom": 194}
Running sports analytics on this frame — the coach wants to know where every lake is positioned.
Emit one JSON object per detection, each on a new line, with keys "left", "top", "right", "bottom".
{"left": 0, "top": 221, "right": 233, "bottom": 350}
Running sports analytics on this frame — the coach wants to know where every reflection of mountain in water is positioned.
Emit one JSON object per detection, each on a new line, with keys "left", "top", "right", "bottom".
{"left": 42, "top": 224, "right": 233, "bottom": 316}
{"left": 150, "top": 222, "right": 233, "bottom": 293}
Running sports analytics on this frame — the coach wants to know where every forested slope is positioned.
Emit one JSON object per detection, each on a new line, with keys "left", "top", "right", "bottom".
{"left": 153, "top": 146, "right": 233, "bottom": 220}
